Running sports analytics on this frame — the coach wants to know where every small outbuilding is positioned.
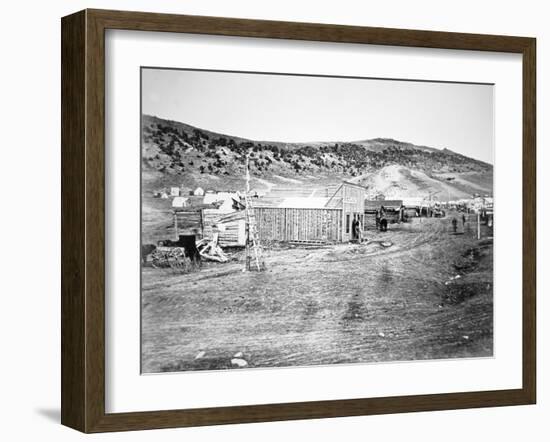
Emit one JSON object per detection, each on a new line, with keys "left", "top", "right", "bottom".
{"left": 203, "top": 192, "right": 240, "bottom": 213}
{"left": 172, "top": 196, "right": 189, "bottom": 208}
{"left": 364, "top": 199, "right": 403, "bottom": 230}
{"left": 193, "top": 187, "right": 205, "bottom": 196}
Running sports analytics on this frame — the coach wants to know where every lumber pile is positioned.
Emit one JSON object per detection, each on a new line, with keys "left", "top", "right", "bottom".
{"left": 196, "top": 233, "right": 229, "bottom": 262}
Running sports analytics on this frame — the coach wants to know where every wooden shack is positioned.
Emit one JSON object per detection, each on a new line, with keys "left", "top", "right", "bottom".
{"left": 402, "top": 197, "right": 422, "bottom": 219}
{"left": 364, "top": 200, "right": 380, "bottom": 230}
{"left": 173, "top": 210, "right": 202, "bottom": 237}
{"left": 254, "top": 207, "right": 342, "bottom": 243}
{"left": 364, "top": 199, "right": 403, "bottom": 230}
{"left": 173, "top": 181, "right": 367, "bottom": 245}
{"left": 253, "top": 181, "right": 366, "bottom": 243}
{"left": 325, "top": 182, "right": 367, "bottom": 242}
{"left": 202, "top": 209, "right": 246, "bottom": 247}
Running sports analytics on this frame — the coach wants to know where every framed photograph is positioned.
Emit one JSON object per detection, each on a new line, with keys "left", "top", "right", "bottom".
{"left": 61, "top": 9, "right": 536, "bottom": 433}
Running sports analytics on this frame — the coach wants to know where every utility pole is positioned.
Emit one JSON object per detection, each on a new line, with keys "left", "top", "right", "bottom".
{"left": 244, "top": 152, "right": 251, "bottom": 271}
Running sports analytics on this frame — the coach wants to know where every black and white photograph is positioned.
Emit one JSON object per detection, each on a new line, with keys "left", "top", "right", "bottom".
{"left": 140, "top": 68, "right": 494, "bottom": 374}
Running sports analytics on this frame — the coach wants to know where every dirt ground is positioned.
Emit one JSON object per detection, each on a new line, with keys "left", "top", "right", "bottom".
{"left": 141, "top": 213, "right": 493, "bottom": 373}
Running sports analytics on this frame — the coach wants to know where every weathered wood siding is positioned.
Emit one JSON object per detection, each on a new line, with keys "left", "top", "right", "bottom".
{"left": 326, "top": 182, "right": 367, "bottom": 241}
{"left": 254, "top": 207, "right": 342, "bottom": 242}
{"left": 173, "top": 210, "right": 202, "bottom": 237}
{"left": 202, "top": 209, "right": 221, "bottom": 243}
{"left": 404, "top": 208, "right": 419, "bottom": 218}
{"left": 364, "top": 212, "right": 378, "bottom": 229}
{"left": 202, "top": 209, "right": 246, "bottom": 247}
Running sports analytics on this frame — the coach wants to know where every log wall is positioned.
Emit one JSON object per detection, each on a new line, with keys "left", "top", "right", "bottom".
{"left": 202, "top": 209, "right": 246, "bottom": 247}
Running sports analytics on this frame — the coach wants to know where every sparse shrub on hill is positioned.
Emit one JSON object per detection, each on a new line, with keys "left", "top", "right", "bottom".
{"left": 141, "top": 115, "right": 492, "bottom": 179}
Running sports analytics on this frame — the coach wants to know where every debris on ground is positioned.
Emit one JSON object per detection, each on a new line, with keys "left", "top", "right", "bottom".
{"left": 196, "top": 233, "right": 229, "bottom": 262}
{"left": 445, "top": 274, "right": 462, "bottom": 285}
{"left": 231, "top": 358, "right": 248, "bottom": 368}
{"left": 195, "top": 351, "right": 205, "bottom": 359}
{"left": 150, "top": 246, "right": 195, "bottom": 272}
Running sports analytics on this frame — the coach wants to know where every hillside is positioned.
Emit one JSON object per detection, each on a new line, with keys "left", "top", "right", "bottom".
{"left": 141, "top": 114, "right": 493, "bottom": 200}
{"left": 352, "top": 165, "right": 492, "bottom": 201}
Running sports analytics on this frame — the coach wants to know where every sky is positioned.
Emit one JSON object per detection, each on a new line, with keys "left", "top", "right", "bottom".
{"left": 142, "top": 68, "right": 494, "bottom": 164}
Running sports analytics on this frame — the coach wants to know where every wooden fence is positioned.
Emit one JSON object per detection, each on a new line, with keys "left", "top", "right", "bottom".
{"left": 254, "top": 207, "right": 342, "bottom": 243}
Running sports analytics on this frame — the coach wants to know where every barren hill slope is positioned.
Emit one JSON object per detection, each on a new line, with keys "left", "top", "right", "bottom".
{"left": 351, "top": 165, "right": 492, "bottom": 201}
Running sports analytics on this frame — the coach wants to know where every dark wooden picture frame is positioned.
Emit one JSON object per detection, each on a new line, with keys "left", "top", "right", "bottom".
{"left": 61, "top": 9, "right": 536, "bottom": 433}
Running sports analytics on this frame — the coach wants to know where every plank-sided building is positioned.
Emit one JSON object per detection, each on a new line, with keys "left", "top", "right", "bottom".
{"left": 254, "top": 181, "right": 366, "bottom": 243}
{"left": 173, "top": 181, "right": 368, "bottom": 245}
{"left": 173, "top": 191, "right": 247, "bottom": 247}
{"left": 254, "top": 206, "right": 342, "bottom": 243}
{"left": 364, "top": 199, "right": 404, "bottom": 229}
{"left": 325, "top": 182, "right": 367, "bottom": 242}
{"left": 202, "top": 209, "right": 246, "bottom": 247}
{"left": 173, "top": 210, "right": 202, "bottom": 238}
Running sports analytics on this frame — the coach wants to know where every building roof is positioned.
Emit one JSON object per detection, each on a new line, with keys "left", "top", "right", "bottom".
{"left": 364, "top": 199, "right": 403, "bottom": 209}
{"left": 401, "top": 197, "right": 424, "bottom": 207}
{"left": 341, "top": 181, "right": 368, "bottom": 189}
{"left": 203, "top": 192, "right": 239, "bottom": 211}
{"left": 278, "top": 197, "right": 331, "bottom": 209}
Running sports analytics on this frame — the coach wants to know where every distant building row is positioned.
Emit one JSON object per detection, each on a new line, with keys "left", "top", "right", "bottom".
{"left": 167, "top": 181, "right": 493, "bottom": 246}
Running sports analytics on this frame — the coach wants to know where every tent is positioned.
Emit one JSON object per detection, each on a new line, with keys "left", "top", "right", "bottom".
{"left": 172, "top": 196, "right": 189, "bottom": 208}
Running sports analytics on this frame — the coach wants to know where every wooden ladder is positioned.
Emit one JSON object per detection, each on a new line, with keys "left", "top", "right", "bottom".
{"left": 244, "top": 193, "right": 265, "bottom": 272}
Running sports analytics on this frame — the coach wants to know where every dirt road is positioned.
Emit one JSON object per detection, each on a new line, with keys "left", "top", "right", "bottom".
{"left": 141, "top": 215, "right": 493, "bottom": 373}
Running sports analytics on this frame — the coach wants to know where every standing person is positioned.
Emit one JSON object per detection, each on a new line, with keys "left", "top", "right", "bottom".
{"left": 355, "top": 216, "right": 363, "bottom": 243}
{"left": 451, "top": 217, "right": 458, "bottom": 234}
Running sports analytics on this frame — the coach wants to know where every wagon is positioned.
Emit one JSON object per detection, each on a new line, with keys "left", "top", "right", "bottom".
{"left": 364, "top": 200, "right": 404, "bottom": 231}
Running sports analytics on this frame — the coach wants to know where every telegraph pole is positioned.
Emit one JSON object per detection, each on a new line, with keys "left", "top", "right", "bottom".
{"left": 244, "top": 151, "right": 251, "bottom": 271}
